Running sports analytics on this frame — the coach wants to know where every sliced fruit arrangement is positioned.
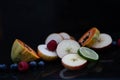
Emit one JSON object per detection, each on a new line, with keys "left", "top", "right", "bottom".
{"left": 45, "top": 32, "right": 74, "bottom": 45}
{"left": 61, "top": 46, "right": 99, "bottom": 70}
{"left": 11, "top": 39, "right": 40, "bottom": 63}
{"left": 78, "top": 27, "right": 100, "bottom": 47}
{"left": 91, "top": 33, "right": 112, "bottom": 49}
{"left": 78, "top": 27, "right": 113, "bottom": 50}
{"left": 56, "top": 38, "right": 99, "bottom": 70}
{"left": 9, "top": 28, "right": 112, "bottom": 71}
{"left": 37, "top": 32, "right": 76, "bottom": 61}
{"left": 78, "top": 47, "right": 99, "bottom": 61}
{"left": 38, "top": 34, "right": 59, "bottom": 61}
{"left": 56, "top": 39, "right": 81, "bottom": 58}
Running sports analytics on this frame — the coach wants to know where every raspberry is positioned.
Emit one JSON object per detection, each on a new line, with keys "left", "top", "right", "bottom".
{"left": 18, "top": 61, "right": 29, "bottom": 72}
{"left": 117, "top": 38, "right": 120, "bottom": 47}
{"left": 47, "top": 40, "right": 58, "bottom": 51}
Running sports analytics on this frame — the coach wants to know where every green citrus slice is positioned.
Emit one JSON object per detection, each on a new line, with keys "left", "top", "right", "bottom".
{"left": 78, "top": 47, "right": 99, "bottom": 61}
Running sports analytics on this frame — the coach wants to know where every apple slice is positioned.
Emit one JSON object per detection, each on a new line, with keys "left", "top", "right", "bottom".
{"left": 38, "top": 44, "right": 58, "bottom": 61}
{"left": 91, "top": 33, "right": 112, "bottom": 49}
{"left": 59, "top": 32, "right": 75, "bottom": 40}
{"left": 59, "top": 32, "right": 71, "bottom": 40}
{"left": 78, "top": 27, "right": 100, "bottom": 47}
{"left": 62, "top": 54, "right": 87, "bottom": 70}
{"left": 56, "top": 40, "right": 81, "bottom": 58}
{"left": 45, "top": 33, "right": 63, "bottom": 44}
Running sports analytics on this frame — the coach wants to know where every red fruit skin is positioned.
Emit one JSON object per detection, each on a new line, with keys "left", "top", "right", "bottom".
{"left": 62, "top": 61, "right": 87, "bottom": 70}
{"left": 18, "top": 61, "right": 29, "bottom": 72}
{"left": 47, "top": 40, "right": 57, "bottom": 51}
{"left": 117, "top": 39, "right": 120, "bottom": 47}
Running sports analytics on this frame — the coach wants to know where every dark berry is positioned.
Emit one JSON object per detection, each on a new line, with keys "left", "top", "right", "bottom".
{"left": 18, "top": 61, "right": 29, "bottom": 72}
{"left": 29, "top": 61, "right": 37, "bottom": 68}
{"left": 0, "top": 64, "right": 7, "bottom": 70}
{"left": 47, "top": 40, "right": 57, "bottom": 51}
{"left": 38, "top": 61, "right": 45, "bottom": 67}
{"left": 112, "top": 41, "right": 117, "bottom": 46}
{"left": 10, "top": 63, "right": 18, "bottom": 70}
{"left": 117, "top": 39, "right": 120, "bottom": 47}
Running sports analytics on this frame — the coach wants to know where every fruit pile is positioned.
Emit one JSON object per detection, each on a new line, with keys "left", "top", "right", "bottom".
{"left": 5, "top": 27, "right": 114, "bottom": 71}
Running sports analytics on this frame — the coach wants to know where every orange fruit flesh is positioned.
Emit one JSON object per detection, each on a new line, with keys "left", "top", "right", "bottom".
{"left": 17, "top": 39, "right": 40, "bottom": 59}
{"left": 79, "top": 27, "right": 100, "bottom": 47}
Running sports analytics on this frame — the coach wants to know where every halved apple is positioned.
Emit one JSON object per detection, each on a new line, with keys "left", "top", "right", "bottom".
{"left": 38, "top": 44, "right": 58, "bottom": 61}
{"left": 91, "top": 33, "right": 112, "bottom": 49}
{"left": 56, "top": 40, "right": 81, "bottom": 58}
{"left": 45, "top": 33, "right": 63, "bottom": 44}
{"left": 78, "top": 27, "right": 100, "bottom": 47}
{"left": 59, "top": 32, "right": 75, "bottom": 40}
{"left": 59, "top": 32, "right": 71, "bottom": 40}
{"left": 62, "top": 54, "right": 87, "bottom": 70}
{"left": 11, "top": 39, "right": 40, "bottom": 63}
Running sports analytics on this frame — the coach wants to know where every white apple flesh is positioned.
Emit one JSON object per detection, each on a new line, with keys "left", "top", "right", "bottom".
{"left": 45, "top": 33, "right": 63, "bottom": 44}
{"left": 38, "top": 44, "right": 58, "bottom": 61}
{"left": 62, "top": 54, "right": 87, "bottom": 70}
{"left": 91, "top": 33, "right": 112, "bottom": 49}
{"left": 56, "top": 40, "right": 81, "bottom": 58}
{"left": 59, "top": 32, "right": 71, "bottom": 40}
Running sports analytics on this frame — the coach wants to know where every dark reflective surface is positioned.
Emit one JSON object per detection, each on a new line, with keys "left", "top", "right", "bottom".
{"left": 0, "top": 0, "right": 120, "bottom": 79}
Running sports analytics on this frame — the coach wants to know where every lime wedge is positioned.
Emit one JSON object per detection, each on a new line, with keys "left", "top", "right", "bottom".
{"left": 78, "top": 47, "right": 99, "bottom": 61}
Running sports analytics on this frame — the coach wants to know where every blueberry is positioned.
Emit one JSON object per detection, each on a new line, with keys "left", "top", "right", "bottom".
{"left": 38, "top": 61, "right": 45, "bottom": 67}
{"left": 10, "top": 63, "right": 18, "bottom": 70}
{"left": 0, "top": 64, "right": 7, "bottom": 70}
{"left": 112, "top": 41, "right": 117, "bottom": 46}
{"left": 29, "top": 61, "right": 37, "bottom": 67}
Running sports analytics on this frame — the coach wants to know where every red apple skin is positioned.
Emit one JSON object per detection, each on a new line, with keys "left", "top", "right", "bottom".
{"left": 61, "top": 61, "right": 87, "bottom": 70}
{"left": 117, "top": 39, "right": 120, "bottom": 47}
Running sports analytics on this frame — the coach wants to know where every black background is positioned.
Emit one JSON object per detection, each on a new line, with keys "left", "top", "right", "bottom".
{"left": 0, "top": 0, "right": 120, "bottom": 80}
{"left": 0, "top": 0, "right": 120, "bottom": 64}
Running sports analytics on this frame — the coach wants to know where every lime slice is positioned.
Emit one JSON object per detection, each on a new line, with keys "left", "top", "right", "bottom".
{"left": 78, "top": 47, "right": 99, "bottom": 61}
